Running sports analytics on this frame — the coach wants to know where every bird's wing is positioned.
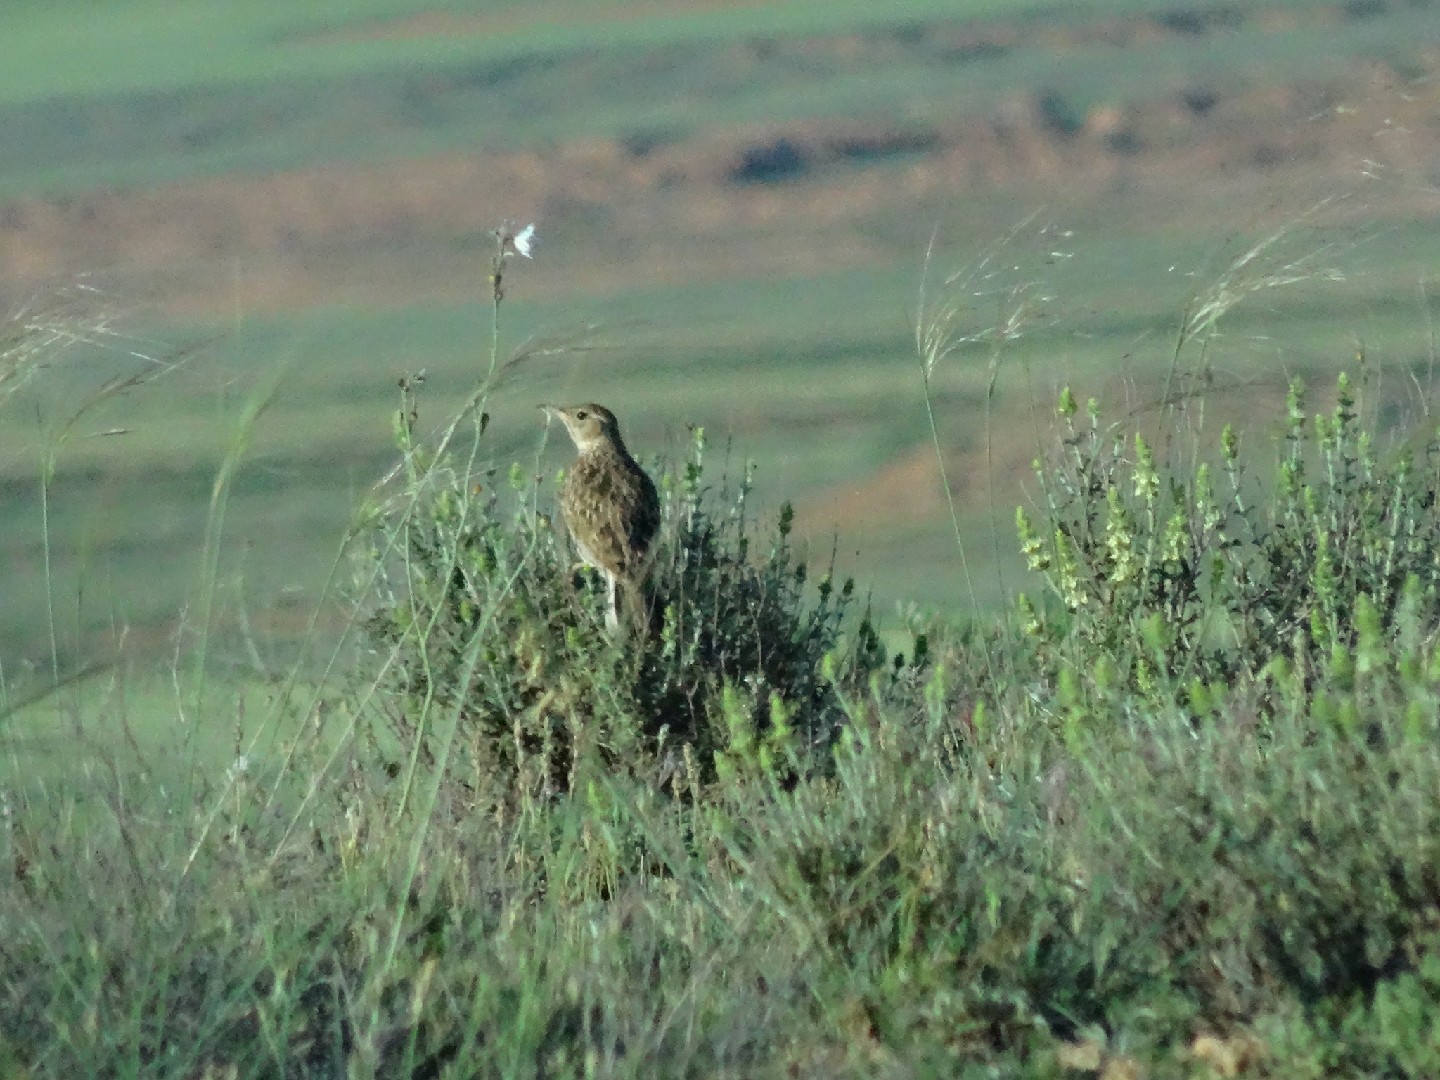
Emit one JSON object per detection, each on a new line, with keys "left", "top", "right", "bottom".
{"left": 563, "top": 458, "right": 659, "bottom": 579}
{"left": 620, "top": 470, "right": 661, "bottom": 565}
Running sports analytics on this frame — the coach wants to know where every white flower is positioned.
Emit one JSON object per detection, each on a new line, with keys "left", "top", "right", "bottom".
{"left": 510, "top": 223, "right": 536, "bottom": 259}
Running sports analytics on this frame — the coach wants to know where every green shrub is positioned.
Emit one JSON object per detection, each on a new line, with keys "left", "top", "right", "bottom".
{"left": 1016, "top": 372, "right": 1440, "bottom": 708}
{"left": 352, "top": 385, "right": 910, "bottom": 810}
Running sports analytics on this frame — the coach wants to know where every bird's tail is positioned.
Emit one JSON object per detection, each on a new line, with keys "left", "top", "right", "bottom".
{"left": 610, "top": 576, "right": 659, "bottom": 640}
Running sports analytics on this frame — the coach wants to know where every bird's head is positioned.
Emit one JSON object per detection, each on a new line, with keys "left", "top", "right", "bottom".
{"left": 540, "top": 402, "right": 623, "bottom": 453}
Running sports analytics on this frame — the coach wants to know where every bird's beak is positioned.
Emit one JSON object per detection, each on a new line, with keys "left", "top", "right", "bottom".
{"left": 538, "top": 403, "right": 557, "bottom": 420}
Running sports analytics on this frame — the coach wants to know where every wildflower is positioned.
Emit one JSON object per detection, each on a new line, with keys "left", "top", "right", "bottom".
{"left": 1016, "top": 506, "right": 1050, "bottom": 572}
{"left": 489, "top": 221, "right": 537, "bottom": 305}
{"left": 1054, "top": 529, "right": 1089, "bottom": 610}
{"left": 1163, "top": 510, "right": 1188, "bottom": 563}
{"left": 499, "top": 222, "right": 536, "bottom": 260}
{"left": 1104, "top": 488, "right": 1137, "bottom": 585}
{"left": 513, "top": 223, "right": 536, "bottom": 258}
{"left": 1132, "top": 434, "right": 1158, "bottom": 505}
{"left": 1017, "top": 592, "right": 1043, "bottom": 637}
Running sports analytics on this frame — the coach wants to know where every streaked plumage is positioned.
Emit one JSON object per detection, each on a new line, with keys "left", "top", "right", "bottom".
{"left": 542, "top": 403, "right": 659, "bottom": 635}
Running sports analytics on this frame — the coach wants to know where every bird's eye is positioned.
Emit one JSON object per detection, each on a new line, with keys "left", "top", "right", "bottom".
{"left": 576, "top": 410, "right": 588, "bottom": 420}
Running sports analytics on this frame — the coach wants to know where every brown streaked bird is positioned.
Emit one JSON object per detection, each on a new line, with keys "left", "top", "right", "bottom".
{"left": 541, "top": 403, "right": 660, "bottom": 636}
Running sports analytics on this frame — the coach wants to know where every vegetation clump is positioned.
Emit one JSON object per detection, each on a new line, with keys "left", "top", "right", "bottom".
{"left": 1017, "top": 372, "right": 1440, "bottom": 711}
{"left": 354, "top": 380, "right": 911, "bottom": 811}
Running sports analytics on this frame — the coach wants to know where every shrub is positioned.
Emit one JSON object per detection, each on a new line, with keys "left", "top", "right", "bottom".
{"left": 1015, "top": 372, "right": 1440, "bottom": 708}
{"left": 352, "top": 384, "right": 913, "bottom": 810}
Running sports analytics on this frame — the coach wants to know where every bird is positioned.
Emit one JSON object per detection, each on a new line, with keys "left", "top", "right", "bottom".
{"left": 541, "top": 403, "right": 660, "bottom": 636}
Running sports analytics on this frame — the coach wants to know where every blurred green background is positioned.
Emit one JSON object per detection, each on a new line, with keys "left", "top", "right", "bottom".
{"left": 3, "top": 0, "right": 1439, "bottom": 674}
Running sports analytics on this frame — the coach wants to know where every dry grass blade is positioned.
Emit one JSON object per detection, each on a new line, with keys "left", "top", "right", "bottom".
{"left": 914, "top": 211, "right": 1051, "bottom": 380}
{"left": 1, "top": 281, "right": 202, "bottom": 430}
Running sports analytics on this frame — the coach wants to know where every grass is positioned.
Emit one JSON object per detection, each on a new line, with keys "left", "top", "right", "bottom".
{"left": 2, "top": 0, "right": 1433, "bottom": 194}
{"left": 0, "top": 667, "right": 278, "bottom": 787}
{"left": 6, "top": 253, "right": 1440, "bottom": 1073}
{"left": 0, "top": 0, "right": 1349, "bottom": 108}
{"left": 6, "top": 1, "right": 1440, "bottom": 1071}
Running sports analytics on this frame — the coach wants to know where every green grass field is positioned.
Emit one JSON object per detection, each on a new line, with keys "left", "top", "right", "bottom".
{"left": 0, "top": 0, "right": 1353, "bottom": 106}
{"left": 3, "top": 0, "right": 1431, "bottom": 196}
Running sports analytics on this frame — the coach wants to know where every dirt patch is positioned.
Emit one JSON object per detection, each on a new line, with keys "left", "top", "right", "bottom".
{"left": 793, "top": 408, "right": 1047, "bottom": 540}
{"left": 795, "top": 446, "right": 947, "bottom": 539}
